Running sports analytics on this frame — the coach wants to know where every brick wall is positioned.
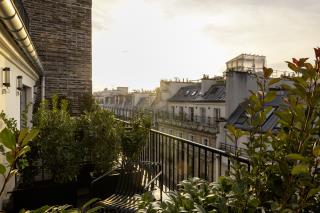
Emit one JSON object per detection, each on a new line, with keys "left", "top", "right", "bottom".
{"left": 23, "top": 0, "right": 92, "bottom": 114}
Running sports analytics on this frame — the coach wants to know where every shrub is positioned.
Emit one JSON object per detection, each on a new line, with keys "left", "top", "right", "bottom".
{"left": 76, "top": 108, "right": 121, "bottom": 175}
{"left": 32, "top": 96, "right": 81, "bottom": 183}
{"left": 120, "top": 112, "right": 151, "bottom": 163}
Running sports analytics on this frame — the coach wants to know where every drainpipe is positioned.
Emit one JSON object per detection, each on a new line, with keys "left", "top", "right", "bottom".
{"left": 0, "top": 0, "right": 44, "bottom": 74}
{"left": 41, "top": 76, "right": 45, "bottom": 100}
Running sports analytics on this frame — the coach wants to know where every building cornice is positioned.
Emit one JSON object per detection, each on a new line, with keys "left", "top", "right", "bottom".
{"left": 0, "top": 0, "right": 43, "bottom": 75}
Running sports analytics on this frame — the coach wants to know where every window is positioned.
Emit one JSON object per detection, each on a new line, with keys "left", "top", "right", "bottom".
{"left": 169, "top": 129, "right": 173, "bottom": 135}
{"left": 214, "top": 108, "right": 221, "bottom": 120}
{"left": 189, "top": 107, "right": 194, "bottom": 122}
{"left": 200, "top": 107, "right": 206, "bottom": 123}
{"left": 191, "top": 90, "right": 197, "bottom": 96}
{"left": 179, "top": 106, "right": 184, "bottom": 120}
{"left": 171, "top": 106, "right": 175, "bottom": 118}
{"left": 190, "top": 135, "right": 194, "bottom": 141}
{"left": 178, "top": 132, "right": 183, "bottom": 138}
{"left": 203, "top": 138, "right": 208, "bottom": 146}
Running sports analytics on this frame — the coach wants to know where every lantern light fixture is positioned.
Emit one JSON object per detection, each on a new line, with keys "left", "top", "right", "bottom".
{"left": 2, "top": 67, "right": 10, "bottom": 87}
{"left": 17, "top": 76, "right": 23, "bottom": 91}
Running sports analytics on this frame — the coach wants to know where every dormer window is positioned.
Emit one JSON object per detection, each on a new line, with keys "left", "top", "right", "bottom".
{"left": 191, "top": 90, "right": 197, "bottom": 96}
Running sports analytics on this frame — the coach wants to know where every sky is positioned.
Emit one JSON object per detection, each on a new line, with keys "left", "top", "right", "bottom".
{"left": 92, "top": 0, "right": 320, "bottom": 91}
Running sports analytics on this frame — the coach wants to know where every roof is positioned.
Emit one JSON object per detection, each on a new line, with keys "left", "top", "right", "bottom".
{"left": 136, "top": 97, "right": 150, "bottom": 108}
{"left": 227, "top": 93, "right": 286, "bottom": 132}
{"left": 168, "top": 84, "right": 226, "bottom": 103}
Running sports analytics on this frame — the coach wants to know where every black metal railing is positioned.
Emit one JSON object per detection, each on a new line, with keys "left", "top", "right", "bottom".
{"left": 156, "top": 111, "right": 218, "bottom": 130}
{"left": 12, "top": 0, "right": 30, "bottom": 32}
{"left": 137, "top": 127, "right": 250, "bottom": 192}
{"left": 106, "top": 106, "right": 220, "bottom": 133}
{"left": 219, "top": 143, "right": 248, "bottom": 157}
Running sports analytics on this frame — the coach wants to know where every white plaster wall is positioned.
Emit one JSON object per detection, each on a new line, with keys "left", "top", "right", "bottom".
{"left": 0, "top": 54, "right": 36, "bottom": 127}
{"left": 0, "top": 23, "right": 39, "bottom": 206}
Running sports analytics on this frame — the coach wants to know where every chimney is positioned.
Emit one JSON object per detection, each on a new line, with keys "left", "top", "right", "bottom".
{"left": 201, "top": 78, "right": 216, "bottom": 95}
{"left": 225, "top": 54, "right": 266, "bottom": 117}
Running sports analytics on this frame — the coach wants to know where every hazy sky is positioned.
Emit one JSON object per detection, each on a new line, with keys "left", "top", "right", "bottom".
{"left": 92, "top": 0, "right": 320, "bottom": 91}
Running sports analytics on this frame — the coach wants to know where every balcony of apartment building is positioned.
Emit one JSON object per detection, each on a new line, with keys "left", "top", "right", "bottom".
{"left": 155, "top": 110, "right": 220, "bottom": 134}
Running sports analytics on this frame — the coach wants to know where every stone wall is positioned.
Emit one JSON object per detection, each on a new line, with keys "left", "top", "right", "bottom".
{"left": 23, "top": 0, "right": 92, "bottom": 114}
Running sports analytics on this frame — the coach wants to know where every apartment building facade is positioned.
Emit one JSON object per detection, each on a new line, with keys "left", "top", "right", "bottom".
{"left": 0, "top": 0, "right": 43, "bottom": 204}
{"left": 155, "top": 77, "right": 226, "bottom": 147}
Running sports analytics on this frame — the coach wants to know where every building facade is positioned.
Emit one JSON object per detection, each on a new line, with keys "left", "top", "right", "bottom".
{"left": 155, "top": 77, "right": 226, "bottom": 147}
{"left": 0, "top": 0, "right": 42, "bottom": 205}
{"left": 23, "top": 0, "right": 92, "bottom": 114}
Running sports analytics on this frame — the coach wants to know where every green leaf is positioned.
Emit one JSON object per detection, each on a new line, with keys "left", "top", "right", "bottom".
{"left": 286, "top": 153, "right": 306, "bottom": 161}
{"left": 87, "top": 206, "right": 104, "bottom": 213}
{"left": 81, "top": 198, "right": 100, "bottom": 210}
{"left": 313, "top": 146, "right": 320, "bottom": 157}
{"left": 22, "top": 128, "right": 39, "bottom": 147}
{"left": 263, "top": 67, "right": 273, "bottom": 78}
{"left": 264, "top": 91, "right": 277, "bottom": 103}
{"left": 16, "top": 146, "right": 31, "bottom": 159}
{"left": 307, "top": 187, "right": 320, "bottom": 200}
{"left": 0, "top": 128, "right": 16, "bottom": 150}
{"left": 18, "top": 128, "right": 28, "bottom": 144}
{"left": 6, "top": 152, "right": 14, "bottom": 164}
{"left": 268, "top": 78, "right": 281, "bottom": 86}
{"left": 286, "top": 61, "right": 298, "bottom": 71}
{"left": 291, "top": 164, "right": 309, "bottom": 176}
{"left": 0, "top": 164, "right": 6, "bottom": 174}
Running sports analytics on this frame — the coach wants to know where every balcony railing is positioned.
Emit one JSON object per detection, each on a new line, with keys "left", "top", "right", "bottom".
{"left": 156, "top": 111, "right": 219, "bottom": 133}
{"left": 12, "top": 0, "right": 30, "bottom": 32}
{"left": 129, "top": 122, "right": 251, "bottom": 192}
{"left": 106, "top": 107, "right": 220, "bottom": 133}
{"left": 219, "top": 143, "right": 248, "bottom": 157}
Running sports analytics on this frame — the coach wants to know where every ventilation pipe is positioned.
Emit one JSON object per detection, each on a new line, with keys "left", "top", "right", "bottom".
{"left": 0, "top": 0, "right": 43, "bottom": 73}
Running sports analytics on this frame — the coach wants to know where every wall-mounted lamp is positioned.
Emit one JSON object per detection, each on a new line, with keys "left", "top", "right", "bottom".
{"left": 17, "top": 76, "right": 23, "bottom": 91}
{"left": 33, "top": 85, "right": 37, "bottom": 93}
{"left": 2, "top": 67, "right": 10, "bottom": 87}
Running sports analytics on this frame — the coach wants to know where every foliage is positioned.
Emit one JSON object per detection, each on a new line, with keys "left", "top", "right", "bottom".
{"left": 0, "top": 111, "right": 19, "bottom": 135}
{"left": 32, "top": 95, "right": 81, "bottom": 183}
{"left": 76, "top": 108, "right": 121, "bottom": 175}
{"left": 79, "top": 92, "right": 99, "bottom": 114}
{"left": 0, "top": 115, "right": 39, "bottom": 198}
{"left": 20, "top": 198, "right": 103, "bottom": 213}
{"left": 120, "top": 112, "right": 151, "bottom": 163}
{"left": 138, "top": 49, "right": 320, "bottom": 212}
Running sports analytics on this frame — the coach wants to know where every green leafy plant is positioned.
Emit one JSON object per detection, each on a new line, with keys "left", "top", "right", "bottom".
{"left": 120, "top": 112, "right": 151, "bottom": 163}
{"left": 138, "top": 49, "right": 320, "bottom": 212}
{"left": 32, "top": 95, "right": 81, "bottom": 183}
{"left": 0, "top": 120, "right": 39, "bottom": 198}
{"left": 76, "top": 108, "right": 121, "bottom": 175}
{"left": 79, "top": 92, "right": 99, "bottom": 114}
{"left": 20, "top": 198, "right": 103, "bottom": 213}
